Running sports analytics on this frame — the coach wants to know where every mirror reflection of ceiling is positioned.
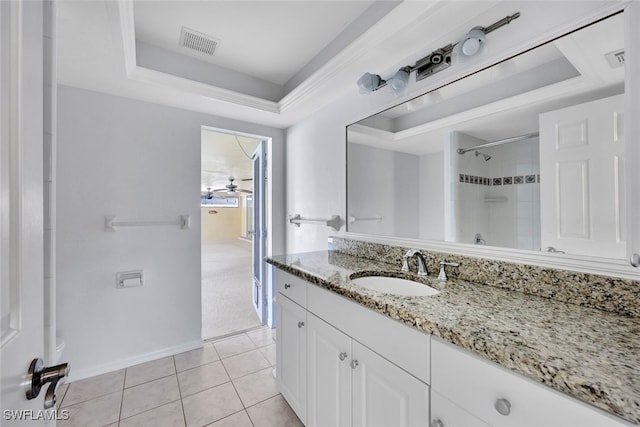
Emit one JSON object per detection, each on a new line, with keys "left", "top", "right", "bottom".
{"left": 348, "top": 13, "right": 624, "bottom": 156}
{"left": 201, "top": 130, "right": 260, "bottom": 193}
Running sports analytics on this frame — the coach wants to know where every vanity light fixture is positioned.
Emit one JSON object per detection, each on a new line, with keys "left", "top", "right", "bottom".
{"left": 357, "top": 72, "right": 386, "bottom": 93}
{"left": 453, "top": 27, "right": 486, "bottom": 59}
{"left": 387, "top": 66, "right": 412, "bottom": 95}
{"left": 356, "top": 12, "right": 520, "bottom": 95}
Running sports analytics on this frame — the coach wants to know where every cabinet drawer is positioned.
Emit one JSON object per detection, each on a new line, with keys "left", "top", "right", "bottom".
{"left": 276, "top": 269, "right": 307, "bottom": 308}
{"left": 431, "top": 337, "right": 629, "bottom": 427}
{"left": 431, "top": 390, "right": 490, "bottom": 427}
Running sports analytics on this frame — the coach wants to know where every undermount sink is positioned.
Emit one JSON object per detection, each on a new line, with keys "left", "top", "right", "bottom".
{"left": 349, "top": 274, "right": 440, "bottom": 297}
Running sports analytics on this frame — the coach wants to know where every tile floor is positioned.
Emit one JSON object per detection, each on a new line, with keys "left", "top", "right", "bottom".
{"left": 56, "top": 327, "right": 302, "bottom": 427}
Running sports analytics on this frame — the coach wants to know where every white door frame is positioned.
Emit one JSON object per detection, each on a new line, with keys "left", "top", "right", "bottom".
{"left": 200, "top": 125, "right": 273, "bottom": 328}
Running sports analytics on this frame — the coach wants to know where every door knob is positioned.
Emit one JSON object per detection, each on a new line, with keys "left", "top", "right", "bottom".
{"left": 350, "top": 359, "right": 359, "bottom": 369}
{"left": 339, "top": 352, "right": 348, "bottom": 361}
{"left": 26, "top": 358, "right": 70, "bottom": 409}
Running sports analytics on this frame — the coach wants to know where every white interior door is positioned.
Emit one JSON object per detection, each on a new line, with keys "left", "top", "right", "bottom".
{"left": 1, "top": 1, "right": 48, "bottom": 423}
{"left": 539, "top": 94, "right": 625, "bottom": 258}
{"left": 251, "top": 142, "right": 267, "bottom": 323}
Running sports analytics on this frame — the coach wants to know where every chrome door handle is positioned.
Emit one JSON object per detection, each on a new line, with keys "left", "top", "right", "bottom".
{"left": 26, "top": 358, "right": 70, "bottom": 409}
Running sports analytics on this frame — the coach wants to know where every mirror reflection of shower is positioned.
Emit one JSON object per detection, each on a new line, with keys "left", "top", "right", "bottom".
{"left": 451, "top": 131, "right": 540, "bottom": 251}
{"left": 475, "top": 150, "right": 491, "bottom": 161}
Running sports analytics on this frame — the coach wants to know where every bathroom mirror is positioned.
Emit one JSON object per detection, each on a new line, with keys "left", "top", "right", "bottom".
{"left": 347, "top": 11, "right": 626, "bottom": 259}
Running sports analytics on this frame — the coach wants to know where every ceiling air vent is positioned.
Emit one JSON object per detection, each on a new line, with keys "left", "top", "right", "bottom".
{"left": 605, "top": 49, "right": 625, "bottom": 69}
{"left": 179, "top": 27, "right": 220, "bottom": 56}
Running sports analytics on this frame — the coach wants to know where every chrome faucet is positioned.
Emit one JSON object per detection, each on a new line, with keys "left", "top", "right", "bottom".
{"left": 438, "top": 261, "right": 460, "bottom": 281}
{"left": 401, "top": 249, "right": 430, "bottom": 276}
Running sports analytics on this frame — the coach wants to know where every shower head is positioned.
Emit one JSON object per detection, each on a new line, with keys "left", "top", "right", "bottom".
{"left": 475, "top": 150, "right": 491, "bottom": 161}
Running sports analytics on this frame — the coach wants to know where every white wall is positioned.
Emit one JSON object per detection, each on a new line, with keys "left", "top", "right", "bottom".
{"left": 57, "top": 85, "right": 285, "bottom": 380}
{"left": 286, "top": 1, "right": 616, "bottom": 253}
{"left": 348, "top": 143, "right": 418, "bottom": 237}
{"left": 418, "top": 152, "right": 445, "bottom": 241}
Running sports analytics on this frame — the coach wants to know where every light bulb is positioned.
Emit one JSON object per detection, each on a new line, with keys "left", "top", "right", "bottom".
{"left": 455, "top": 27, "right": 486, "bottom": 59}
{"left": 388, "top": 67, "right": 411, "bottom": 95}
{"left": 462, "top": 37, "right": 481, "bottom": 56}
{"left": 357, "top": 72, "right": 382, "bottom": 94}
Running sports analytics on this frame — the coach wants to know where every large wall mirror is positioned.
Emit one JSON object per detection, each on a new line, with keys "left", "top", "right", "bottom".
{"left": 347, "top": 11, "right": 627, "bottom": 261}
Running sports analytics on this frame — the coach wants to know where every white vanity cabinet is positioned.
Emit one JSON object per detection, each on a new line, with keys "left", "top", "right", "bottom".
{"left": 307, "top": 313, "right": 430, "bottom": 427}
{"left": 431, "top": 337, "right": 630, "bottom": 427}
{"left": 276, "top": 270, "right": 308, "bottom": 424}
{"left": 276, "top": 269, "right": 430, "bottom": 427}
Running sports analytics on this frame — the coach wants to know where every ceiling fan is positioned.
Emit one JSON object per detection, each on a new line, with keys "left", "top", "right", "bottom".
{"left": 211, "top": 177, "right": 252, "bottom": 196}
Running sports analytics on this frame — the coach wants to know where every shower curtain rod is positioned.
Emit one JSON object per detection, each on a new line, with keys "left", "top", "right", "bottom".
{"left": 456, "top": 132, "right": 539, "bottom": 155}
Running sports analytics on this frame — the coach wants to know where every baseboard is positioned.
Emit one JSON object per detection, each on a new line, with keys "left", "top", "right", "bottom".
{"left": 66, "top": 339, "right": 203, "bottom": 382}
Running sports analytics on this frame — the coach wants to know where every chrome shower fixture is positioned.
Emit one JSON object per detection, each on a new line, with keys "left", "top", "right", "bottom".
{"left": 475, "top": 150, "right": 492, "bottom": 161}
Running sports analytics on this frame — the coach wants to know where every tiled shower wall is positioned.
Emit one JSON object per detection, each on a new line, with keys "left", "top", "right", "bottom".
{"left": 454, "top": 132, "right": 540, "bottom": 251}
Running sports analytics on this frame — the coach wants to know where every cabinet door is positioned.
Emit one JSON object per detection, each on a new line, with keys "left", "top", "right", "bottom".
{"left": 431, "top": 390, "right": 490, "bottom": 427}
{"left": 307, "top": 313, "right": 352, "bottom": 427}
{"left": 276, "top": 294, "right": 307, "bottom": 424}
{"left": 352, "top": 341, "right": 429, "bottom": 427}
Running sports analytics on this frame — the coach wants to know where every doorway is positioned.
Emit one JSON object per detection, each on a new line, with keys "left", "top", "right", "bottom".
{"left": 200, "top": 127, "right": 268, "bottom": 340}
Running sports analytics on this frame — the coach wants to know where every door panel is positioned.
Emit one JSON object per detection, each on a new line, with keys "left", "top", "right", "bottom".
{"left": 351, "top": 341, "right": 429, "bottom": 427}
{"left": 1, "top": 1, "right": 47, "bottom": 424}
{"left": 276, "top": 295, "right": 307, "bottom": 424}
{"left": 252, "top": 142, "right": 266, "bottom": 323}
{"left": 539, "top": 94, "right": 625, "bottom": 257}
{"left": 307, "top": 313, "right": 351, "bottom": 427}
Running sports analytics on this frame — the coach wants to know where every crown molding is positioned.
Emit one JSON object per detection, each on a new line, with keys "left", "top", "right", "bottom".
{"left": 113, "top": 0, "right": 476, "bottom": 120}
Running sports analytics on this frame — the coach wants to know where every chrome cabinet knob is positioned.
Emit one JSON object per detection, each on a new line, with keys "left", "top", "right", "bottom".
{"left": 339, "top": 352, "right": 348, "bottom": 361}
{"left": 284, "top": 284, "right": 291, "bottom": 289}
{"left": 630, "top": 253, "right": 640, "bottom": 267}
{"left": 494, "top": 398, "right": 511, "bottom": 416}
{"left": 350, "top": 359, "right": 359, "bottom": 369}
{"left": 431, "top": 420, "right": 445, "bottom": 427}
{"left": 297, "top": 321, "right": 304, "bottom": 328}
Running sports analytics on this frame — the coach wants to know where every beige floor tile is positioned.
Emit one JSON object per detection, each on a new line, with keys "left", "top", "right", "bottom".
{"left": 232, "top": 367, "right": 279, "bottom": 408}
{"left": 182, "top": 382, "right": 243, "bottom": 427}
{"left": 174, "top": 343, "right": 219, "bottom": 372}
{"left": 125, "top": 356, "right": 176, "bottom": 388}
{"left": 61, "top": 369, "right": 125, "bottom": 407}
{"left": 221, "top": 349, "right": 271, "bottom": 379}
{"left": 247, "top": 327, "right": 275, "bottom": 348}
{"left": 177, "top": 360, "right": 230, "bottom": 397}
{"left": 119, "top": 400, "right": 185, "bottom": 427}
{"left": 259, "top": 343, "right": 276, "bottom": 366}
{"left": 214, "top": 334, "right": 256, "bottom": 359}
{"left": 121, "top": 375, "right": 181, "bottom": 419}
{"left": 208, "top": 410, "right": 253, "bottom": 427}
{"left": 58, "top": 391, "right": 122, "bottom": 427}
{"left": 247, "top": 395, "right": 303, "bottom": 427}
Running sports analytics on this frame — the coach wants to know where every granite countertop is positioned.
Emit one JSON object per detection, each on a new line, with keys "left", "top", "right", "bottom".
{"left": 266, "top": 250, "right": 640, "bottom": 424}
